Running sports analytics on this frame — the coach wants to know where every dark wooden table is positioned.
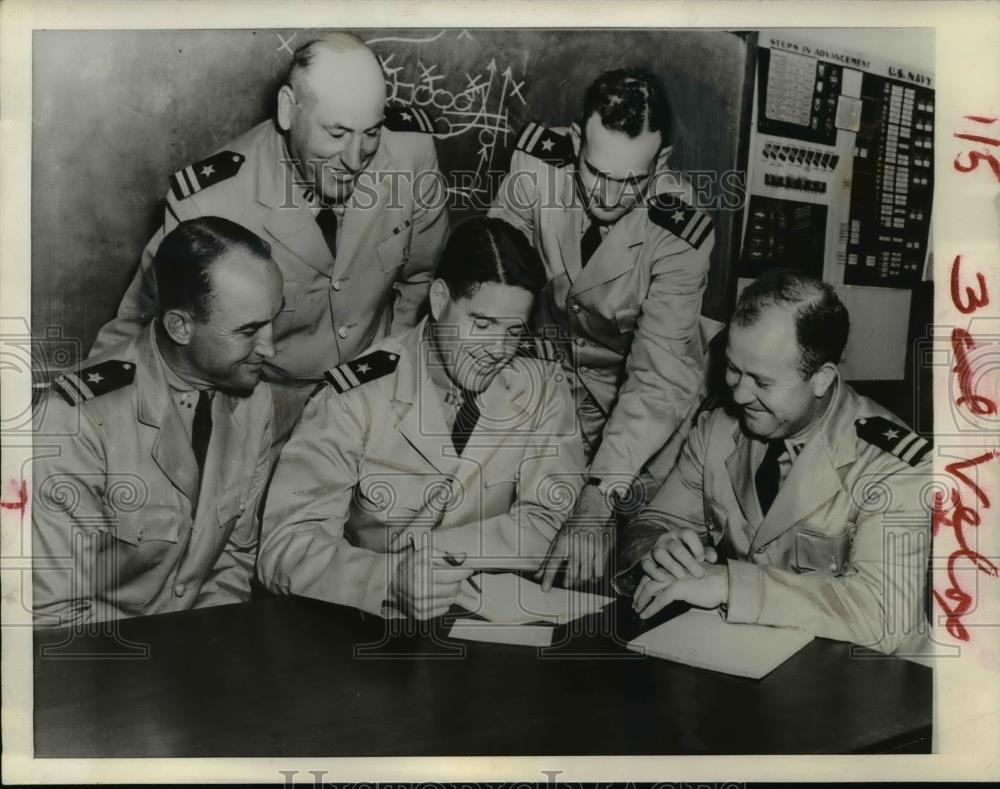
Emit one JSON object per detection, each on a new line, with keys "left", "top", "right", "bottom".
{"left": 34, "top": 595, "right": 932, "bottom": 756}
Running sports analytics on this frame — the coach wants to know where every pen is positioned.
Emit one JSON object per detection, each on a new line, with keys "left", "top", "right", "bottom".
{"left": 443, "top": 551, "right": 482, "bottom": 593}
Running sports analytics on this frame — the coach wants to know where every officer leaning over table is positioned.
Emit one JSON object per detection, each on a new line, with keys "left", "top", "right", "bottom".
{"left": 616, "top": 270, "right": 932, "bottom": 654}
{"left": 489, "top": 67, "right": 717, "bottom": 591}
{"left": 90, "top": 32, "right": 449, "bottom": 441}
{"left": 33, "top": 218, "right": 284, "bottom": 625}
{"left": 257, "top": 217, "right": 586, "bottom": 619}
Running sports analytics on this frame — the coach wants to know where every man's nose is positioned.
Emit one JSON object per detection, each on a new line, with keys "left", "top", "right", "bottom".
{"left": 730, "top": 375, "right": 755, "bottom": 405}
{"left": 341, "top": 135, "right": 364, "bottom": 173}
{"left": 255, "top": 325, "right": 277, "bottom": 359}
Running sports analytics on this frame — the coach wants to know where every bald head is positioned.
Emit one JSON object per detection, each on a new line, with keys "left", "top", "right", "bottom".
{"left": 285, "top": 34, "right": 385, "bottom": 110}
{"left": 277, "top": 33, "right": 387, "bottom": 203}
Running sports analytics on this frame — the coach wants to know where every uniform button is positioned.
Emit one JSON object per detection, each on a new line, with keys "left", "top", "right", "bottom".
{"left": 174, "top": 584, "right": 186, "bottom": 597}
{"left": 331, "top": 280, "right": 342, "bottom": 291}
{"left": 755, "top": 546, "right": 765, "bottom": 555}
{"left": 580, "top": 365, "right": 589, "bottom": 373}
{"left": 337, "top": 326, "right": 349, "bottom": 339}
{"left": 575, "top": 337, "right": 587, "bottom": 347}
{"left": 570, "top": 303, "right": 582, "bottom": 314}
{"left": 828, "top": 561, "right": 838, "bottom": 572}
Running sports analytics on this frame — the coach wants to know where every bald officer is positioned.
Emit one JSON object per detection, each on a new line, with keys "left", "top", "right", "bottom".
{"left": 618, "top": 271, "right": 932, "bottom": 654}
{"left": 258, "top": 218, "right": 585, "bottom": 619}
{"left": 490, "top": 68, "right": 715, "bottom": 589}
{"left": 92, "top": 33, "right": 449, "bottom": 435}
{"left": 33, "top": 218, "right": 284, "bottom": 625}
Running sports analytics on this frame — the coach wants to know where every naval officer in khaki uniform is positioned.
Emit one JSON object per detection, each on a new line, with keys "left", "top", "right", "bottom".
{"left": 92, "top": 33, "right": 449, "bottom": 436}
{"left": 489, "top": 68, "right": 715, "bottom": 589}
{"left": 618, "top": 271, "right": 932, "bottom": 654}
{"left": 258, "top": 218, "right": 585, "bottom": 619}
{"left": 33, "top": 218, "right": 284, "bottom": 625}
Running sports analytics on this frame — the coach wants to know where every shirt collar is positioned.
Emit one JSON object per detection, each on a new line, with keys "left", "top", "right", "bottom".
{"left": 785, "top": 381, "right": 838, "bottom": 460}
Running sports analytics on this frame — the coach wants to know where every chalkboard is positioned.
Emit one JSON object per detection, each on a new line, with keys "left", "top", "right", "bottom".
{"left": 32, "top": 28, "right": 752, "bottom": 358}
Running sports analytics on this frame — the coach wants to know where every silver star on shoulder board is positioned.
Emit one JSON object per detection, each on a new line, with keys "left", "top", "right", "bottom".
{"left": 401, "top": 111, "right": 412, "bottom": 121}
{"left": 86, "top": 372, "right": 104, "bottom": 384}
{"left": 356, "top": 363, "right": 371, "bottom": 374}
{"left": 883, "top": 428, "right": 900, "bottom": 440}
{"left": 541, "top": 138, "right": 555, "bottom": 152}
{"left": 672, "top": 209, "right": 687, "bottom": 223}
{"left": 200, "top": 164, "right": 215, "bottom": 178}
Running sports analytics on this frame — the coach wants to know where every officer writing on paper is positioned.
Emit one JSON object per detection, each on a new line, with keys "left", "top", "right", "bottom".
{"left": 33, "top": 218, "right": 283, "bottom": 625}
{"left": 258, "top": 218, "right": 584, "bottom": 619}
{"left": 489, "top": 68, "right": 715, "bottom": 590}
{"left": 617, "top": 271, "right": 931, "bottom": 654}
{"left": 91, "top": 33, "right": 449, "bottom": 437}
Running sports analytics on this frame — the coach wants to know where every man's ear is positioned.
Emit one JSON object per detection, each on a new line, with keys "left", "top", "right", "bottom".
{"left": 428, "top": 279, "right": 450, "bottom": 322}
{"left": 161, "top": 309, "right": 195, "bottom": 347}
{"left": 569, "top": 122, "right": 582, "bottom": 158}
{"left": 811, "top": 362, "right": 838, "bottom": 399}
{"left": 655, "top": 144, "right": 674, "bottom": 173}
{"left": 276, "top": 85, "right": 296, "bottom": 133}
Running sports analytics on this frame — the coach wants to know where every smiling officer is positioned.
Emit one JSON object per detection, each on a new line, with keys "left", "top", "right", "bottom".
{"left": 92, "top": 33, "right": 449, "bottom": 438}
{"left": 490, "top": 68, "right": 716, "bottom": 589}
{"left": 257, "top": 218, "right": 585, "bottom": 619}
{"left": 617, "top": 270, "right": 932, "bottom": 654}
{"left": 33, "top": 218, "right": 284, "bottom": 625}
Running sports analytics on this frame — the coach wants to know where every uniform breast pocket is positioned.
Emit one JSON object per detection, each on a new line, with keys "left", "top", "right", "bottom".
{"left": 216, "top": 483, "right": 256, "bottom": 549}
{"left": 614, "top": 306, "right": 642, "bottom": 334}
{"left": 483, "top": 478, "right": 518, "bottom": 509}
{"left": 794, "top": 529, "right": 852, "bottom": 575}
{"left": 109, "top": 507, "right": 182, "bottom": 574}
{"left": 376, "top": 224, "right": 412, "bottom": 274}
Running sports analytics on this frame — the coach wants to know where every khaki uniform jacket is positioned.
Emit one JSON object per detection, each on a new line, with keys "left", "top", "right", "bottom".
{"left": 92, "top": 117, "right": 449, "bottom": 383}
{"left": 488, "top": 128, "right": 714, "bottom": 486}
{"left": 257, "top": 319, "right": 586, "bottom": 615}
{"left": 32, "top": 325, "right": 273, "bottom": 625}
{"left": 616, "top": 379, "right": 932, "bottom": 654}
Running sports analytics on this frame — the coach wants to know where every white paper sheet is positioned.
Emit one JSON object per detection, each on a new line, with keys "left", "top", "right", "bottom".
{"left": 457, "top": 573, "right": 615, "bottom": 625}
{"left": 448, "top": 618, "right": 555, "bottom": 647}
{"left": 627, "top": 608, "right": 814, "bottom": 679}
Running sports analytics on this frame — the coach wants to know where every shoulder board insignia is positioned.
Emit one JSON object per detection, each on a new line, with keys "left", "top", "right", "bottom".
{"left": 325, "top": 350, "right": 400, "bottom": 394}
{"left": 384, "top": 105, "right": 436, "bottom": 134}
{"left": 648, "top": 193, "right": 713, "bottom": 250}
{"left": 517, "top": 337, "right": 563, "bottom": 365}
{"left": 515, "top": 122, "right": 574, "bottom": 167}
{"left": 855, "top": 416, "right": 932, "bottom": 466}
{"left": 52, "top": 360, "right": 136, "bottom": 406}
{"left": 170, "top": 150, "right": 245, "bottom": 201}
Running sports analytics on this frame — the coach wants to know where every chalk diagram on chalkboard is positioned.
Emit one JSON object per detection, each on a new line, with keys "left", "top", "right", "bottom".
{"left": 365, "top": 30, "right": 528, "bottom": 204}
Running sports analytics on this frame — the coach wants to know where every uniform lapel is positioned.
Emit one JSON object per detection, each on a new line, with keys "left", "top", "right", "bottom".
{"left": 726, "top": 431, "right": 764, "bottom": 532}
{"left": 134, "top": 327, "right": 200, "bottom": 506}
{"left": 192, "top": 392, "right": 240, "bottom": 523}
{"left": 452, "top": 364, "right": 525, "bottom": 490}
{"left": 333, "top": 146, "right": 393, "bottom": 281}
{"left": 568, "top": 217, "right": 644, "bottom": 297}
{"left": 749, "top": 380, "right": 856, "bottom": 552}
{"left": 256, "top": 126, "right": 336, "bottom": 276}
{"left": 392, "top": 324, "right": 459, "bottom": 477}
{"left": 551, "top": 172, "right": 585, "bottom": 284}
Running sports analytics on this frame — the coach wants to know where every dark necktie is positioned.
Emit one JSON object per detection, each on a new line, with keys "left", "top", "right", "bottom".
{"left": 192, "top": 390, "right": 213, "bottom": 480}
{"left": 316, "top": 206, "right": 339, "bottom": 258}
{"left": 451, "top": 390, "right": 480, "bottom": 456}
{"left": 754, "top": 440, "right": 785, "bottom": 516}
{"left": 580, "top": 220, "right": 604, "bottom": 267}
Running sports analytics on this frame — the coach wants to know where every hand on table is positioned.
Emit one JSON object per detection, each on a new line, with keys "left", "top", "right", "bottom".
{"left": 632, "top": 528, "right": 727, "bottom": 618}
{"left": 536, "top": 482, "right": 615, "bottom": 591}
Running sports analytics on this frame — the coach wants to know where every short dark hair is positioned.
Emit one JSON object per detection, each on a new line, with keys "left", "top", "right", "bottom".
{"left": 154, "top": 217, "right": 274, "bottom": 322}
{"left": 731, "top": 269, "right": 850, "bottom": 378}
{"left": 581, "top": 67, "right": 673, "bottom": 144}
{"left": 434, "top": 217, "right": 546, "bottom": 301}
